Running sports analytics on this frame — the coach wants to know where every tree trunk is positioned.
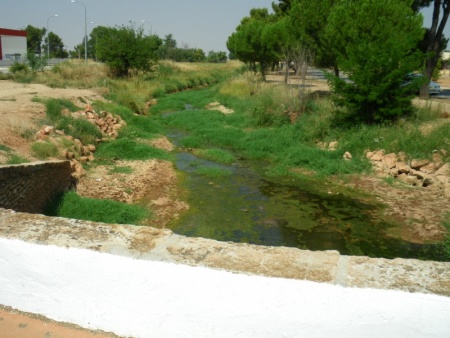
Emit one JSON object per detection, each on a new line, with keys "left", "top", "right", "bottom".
{"left": 420, "top": 0, "right": 450, "bottom": 99}
{"left": 333, "top": 63, "right": 339, "bottom": 78}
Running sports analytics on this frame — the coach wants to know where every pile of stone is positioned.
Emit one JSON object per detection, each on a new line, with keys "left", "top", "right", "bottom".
{"left": 73, "top": 104, "right": 127, "bottom": 139}
{"left": 316, "top": 140, "right": 450, "bottom": 197}
{"left": 366, "top": 149, "right": 450, "bottom": 197}
{"left": 35, "top": 104, "right": 126, "bottom": 179}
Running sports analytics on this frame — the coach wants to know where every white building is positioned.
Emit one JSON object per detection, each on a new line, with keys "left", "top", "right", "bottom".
{"left": 0, "top": 28, "right": 27, "bottom": 61}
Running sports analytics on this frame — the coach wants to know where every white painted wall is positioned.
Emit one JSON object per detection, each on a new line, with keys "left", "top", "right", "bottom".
{"left": 1, "top": 35, "right": 27, "bottom": 60}
{"left": 0, "top": 237, "right": 449, "bottom": 338}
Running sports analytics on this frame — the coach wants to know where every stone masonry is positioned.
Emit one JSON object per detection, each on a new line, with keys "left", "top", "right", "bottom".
{"left": 0, "top": 161, "right": 75, "bottom": 213}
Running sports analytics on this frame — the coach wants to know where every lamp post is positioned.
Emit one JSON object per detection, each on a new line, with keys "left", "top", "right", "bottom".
{"left": 71, "top": 0, "right": 87, "bottom": 62}
{"left": 47, "top": 14, "right": 58, "bottom": 60}
{"left": 141, "top": 20, "right": 152, "bottom": 35}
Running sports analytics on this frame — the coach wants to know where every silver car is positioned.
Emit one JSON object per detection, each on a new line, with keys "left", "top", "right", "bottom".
{"left": 404, "top": 73, "right": 440, "bottom": 95}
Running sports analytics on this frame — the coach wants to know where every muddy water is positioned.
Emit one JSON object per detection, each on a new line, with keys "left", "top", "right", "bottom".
{"left": 167, "top": 133, "right": 444, "bottom": 261}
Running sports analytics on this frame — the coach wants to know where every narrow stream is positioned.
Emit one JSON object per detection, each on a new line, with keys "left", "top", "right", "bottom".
{"left": 167, "top": 131, "right": 444, "bottom": 261}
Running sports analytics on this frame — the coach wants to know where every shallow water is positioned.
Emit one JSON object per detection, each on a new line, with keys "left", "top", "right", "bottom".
{"left": 167, "top": 131, "right": 444, "bottom": 261}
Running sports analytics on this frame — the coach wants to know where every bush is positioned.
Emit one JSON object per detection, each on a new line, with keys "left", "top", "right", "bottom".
{"left": 9, "top": 62, "right": 29, "bottom": 73}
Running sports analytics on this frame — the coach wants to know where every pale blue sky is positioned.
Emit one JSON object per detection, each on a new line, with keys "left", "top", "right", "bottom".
{"left": 0, "top": 1, "right": 444, "bottom": 53}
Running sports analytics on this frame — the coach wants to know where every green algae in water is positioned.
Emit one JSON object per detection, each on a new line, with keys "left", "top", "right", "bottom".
{"left": 167, "top": 135, "right": 446, "bottom": 262}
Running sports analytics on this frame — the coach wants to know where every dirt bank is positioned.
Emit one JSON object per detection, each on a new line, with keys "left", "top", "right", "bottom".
{"left": 0, "top": 78, "right": 448, "bottom": 241}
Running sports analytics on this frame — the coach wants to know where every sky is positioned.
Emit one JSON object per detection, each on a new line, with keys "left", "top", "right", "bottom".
{"left": 0, "top": 1, "right": 445, "bottom": 54}
{"left": 0, "top": 0, "right": 275, "bottom": 53}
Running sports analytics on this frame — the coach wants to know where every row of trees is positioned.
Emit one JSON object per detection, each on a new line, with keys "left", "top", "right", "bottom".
{"left": 227, "top": 0, "right": 450, "bottom": 122}
{"left": 24, "top": 24, "right": 227, "bottom": 66}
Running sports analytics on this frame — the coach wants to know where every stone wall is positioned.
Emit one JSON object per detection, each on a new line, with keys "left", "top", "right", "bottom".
{"left": 0, "top": 161, "right": 75, "bottom": 213}
{"left": 0, "top": 208, "right": 449, "bottom": 297}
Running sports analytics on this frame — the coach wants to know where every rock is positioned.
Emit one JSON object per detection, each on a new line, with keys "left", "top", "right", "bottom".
{"left": 343, "top": 151, "right": 352, "bottom": 160}
{"left": 43, "top": 126, "right": 54, "bottom": 134}
{"left": 397, "top": 174, "right": 419, "bottom": 186}
{"left": 383, "top": 153, "right": 397, "bottom": 169}
{"left": 328, "top": 141, "right": 338, "bottom": 151}
{"left": 435, "top": 163, "right": 450, "bottom": 176}
{"left": 397, "top": 152, "right": 407, "bottom": 162}
{"left": 445, "top": 183, "right": 450, "bottom": 198}
{"left": 85, "top": 104, "right": 94, "bottom": 113}
{"left": 396, "top": 162, "right": 411, "bottom": 174}
{"left": 410, "top": 159, "right": 430, "bottom": 170}
{"left": 317, "top": 142, "right": 327, "bottom": 149}
{"left": 87, "top": 144, "right": 96, "bottom": 152}
{"left": 366, "top": 151, "right": 374, "bottom": 159}
{"left": 420, "top": 163, "right": 437, "bottom": 174}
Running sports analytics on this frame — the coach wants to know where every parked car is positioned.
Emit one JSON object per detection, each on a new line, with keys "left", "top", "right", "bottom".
{"left": 403, "top": 73, "right": 441, "bottom": 95}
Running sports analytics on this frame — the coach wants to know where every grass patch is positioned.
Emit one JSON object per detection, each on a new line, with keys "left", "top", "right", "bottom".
{"left": 31, "top": 141, "right": 59, "bottom": 159}
{"left": 108, "top": 165, "right": 133, "bottom": 174}
{"left": 95, "top": 138, "right": 171, "bottom": 161}
{"left": 195, "top": 148, "right": 236, "bottom": 164}
{"left": 0, "top": 145, "right": 12, "bottom": 152}
{"left": 195, "top": 165, "right": 232, "bottom": 178}
{"left": 46, "top": 191, "right": 150, "bottom": 225}
{"left": 7, "top": 154, "right": 30, "bottom": 164}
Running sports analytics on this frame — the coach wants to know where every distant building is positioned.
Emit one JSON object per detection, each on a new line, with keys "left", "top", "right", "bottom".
{"left": 443, "top": 51, "right": 450, "bottom": 61}
{"left": 0, "top": 28, "right": 27, "bottom": 61}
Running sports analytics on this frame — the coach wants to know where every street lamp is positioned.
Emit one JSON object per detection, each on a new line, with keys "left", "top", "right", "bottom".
{"left": 70, "top": 0, "right": 87, "bottom": 62}
{"left": 47, "top": 14, "right": 58, "bottom": 60}
{"left": 141, "top": 20, "right": 152, "bottom": 35}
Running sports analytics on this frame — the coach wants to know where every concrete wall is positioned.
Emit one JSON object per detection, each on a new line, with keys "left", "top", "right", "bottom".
{"left": 1, "top": 35, "right": 27, "bottom": 61}
{"left": 0, "top": 161, "right": 75, "bottom": 213}
{"left": 0, "top": 209, "right": 449, "bottom": 337}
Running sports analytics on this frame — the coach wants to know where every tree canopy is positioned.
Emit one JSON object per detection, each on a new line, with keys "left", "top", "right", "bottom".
{"left": 95, "top": 24, "right": 162, "bottom": 77}
{"left": 25, "top": 25, "right": 46, "bottom": 57}
{"left": 325, "top": 0, "right": 425, "bottom": 122}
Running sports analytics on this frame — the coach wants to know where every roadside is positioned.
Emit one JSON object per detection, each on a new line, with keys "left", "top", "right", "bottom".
{"left": 0, "top": 305, "right": 119, "bottom": 338}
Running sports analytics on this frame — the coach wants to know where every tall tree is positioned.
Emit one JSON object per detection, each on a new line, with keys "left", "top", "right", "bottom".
{"left": 227, "top": 8, "right": 277, "bottom": 79}
{"left": 418, "top": 0, "right": 450, "bottom": 98}
{"left": 289, "top": 0, "right": 339, "bottom": 75}
{"left": 44, "top": 32, "right": 68, "bottom": 58}
{"left": 96, "top": 24, "right": 162, "bottom": 77}
{"left": 325, "top": 0, "right": 424, "bottom": 123}
{"left": 25, "top": 25, "right": 46, "bottom": 57}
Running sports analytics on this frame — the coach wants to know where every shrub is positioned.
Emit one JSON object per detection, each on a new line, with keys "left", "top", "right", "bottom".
{"left": 9, "top": 62, "right": 29, "bottom": 73}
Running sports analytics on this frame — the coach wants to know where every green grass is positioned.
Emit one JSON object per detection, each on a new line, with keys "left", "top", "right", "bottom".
{"left": 195, "top": 165, "right": 233, "bottom": 178}
{"left": 46, "top": 191, "right": 150, "bottom": 225}
{"left": 31, "top": 141, "right": 59, "bottom": 159}
{"left": 108, "top": 165, "right": 133, "bottom": 174}
{"left": 0, "top": 144, "right": 12, "bottom": 152}
{"left": 95, "top": 138, "right": 171, "bottom": 161}
{"left": 195, "top": 148, "right": 236, "bottom": 164}
{"left": 7, "top": 154, "right": 30, "bottom": 164}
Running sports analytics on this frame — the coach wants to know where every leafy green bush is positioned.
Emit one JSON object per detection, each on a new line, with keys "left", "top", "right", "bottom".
{"left": 46, "top": 191, "right": 150, "bottom": 225}
{"left": 9, "top": 62, "right": 29, "bottom": 73}
{"left": 325, "top": 0, "right": 424, "bottom": 123}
